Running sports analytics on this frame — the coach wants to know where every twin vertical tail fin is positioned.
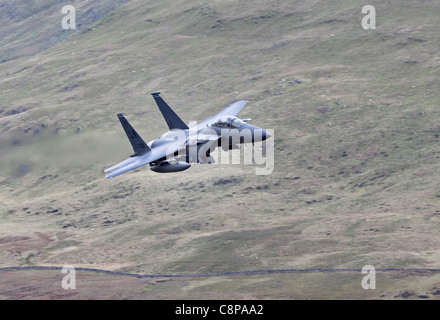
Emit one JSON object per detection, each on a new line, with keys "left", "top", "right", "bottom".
{"left": 117, "top": 114, "right": 150, "bottom": 157}
{"left": 151, "top": 92, "right": 189, "bottom": 130}
{"left": 116, "top": 92, "right": 186, "bottom": 157}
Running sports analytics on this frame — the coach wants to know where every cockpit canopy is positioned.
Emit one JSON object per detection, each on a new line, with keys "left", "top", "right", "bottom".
{"left": 212, "top": 116, "right": 245, "bottom": 128}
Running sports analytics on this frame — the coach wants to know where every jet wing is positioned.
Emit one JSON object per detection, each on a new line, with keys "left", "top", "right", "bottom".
{"left": 104, "top": 139, "right": 184, "bottom": 179}
{"left": 185, "top": 132, "right": 221, "bottom": 147}
{"left": 198, "top": 100, "right": 248, "bottom": 128}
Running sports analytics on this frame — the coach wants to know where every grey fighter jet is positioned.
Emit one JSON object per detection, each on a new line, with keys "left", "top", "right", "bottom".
{"left": 104, "top": 92, "right": 271, "bottom": 178}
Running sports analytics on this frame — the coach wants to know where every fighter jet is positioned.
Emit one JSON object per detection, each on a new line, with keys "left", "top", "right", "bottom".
{"left": 104, "top": 92, "right": 271, "bottom": 178}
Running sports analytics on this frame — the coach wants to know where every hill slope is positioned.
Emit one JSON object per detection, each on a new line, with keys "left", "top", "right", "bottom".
{"left": 0, "top": 0, "right": 439, "bottom": 299}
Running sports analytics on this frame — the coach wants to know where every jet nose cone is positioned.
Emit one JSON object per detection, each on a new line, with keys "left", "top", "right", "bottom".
{"left": 262, "top": 129, "right": 271, "bottom": 141}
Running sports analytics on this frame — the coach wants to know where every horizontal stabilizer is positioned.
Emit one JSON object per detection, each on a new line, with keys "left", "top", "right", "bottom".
{"left": 104, "top": 138, "right": 186, "bottom": 178}
{"left": 105, "top": 157, "right": 149, "bottom": 179}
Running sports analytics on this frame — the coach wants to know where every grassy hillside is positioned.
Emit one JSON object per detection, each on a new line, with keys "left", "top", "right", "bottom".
{"left": 0, "top": 0, "right": 439, "bottom": 299}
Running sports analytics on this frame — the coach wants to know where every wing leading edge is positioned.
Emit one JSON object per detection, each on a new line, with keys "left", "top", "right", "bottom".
{"left": 199, "top": 100, "right": 248, "bottom": 128}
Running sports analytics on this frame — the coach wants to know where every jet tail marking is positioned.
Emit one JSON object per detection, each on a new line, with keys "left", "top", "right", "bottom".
{"left": 151, "top": 92, "right": 189, "bottom": 130}
{"left": 117, "top": 114, "right": 150, "bottom": 157}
